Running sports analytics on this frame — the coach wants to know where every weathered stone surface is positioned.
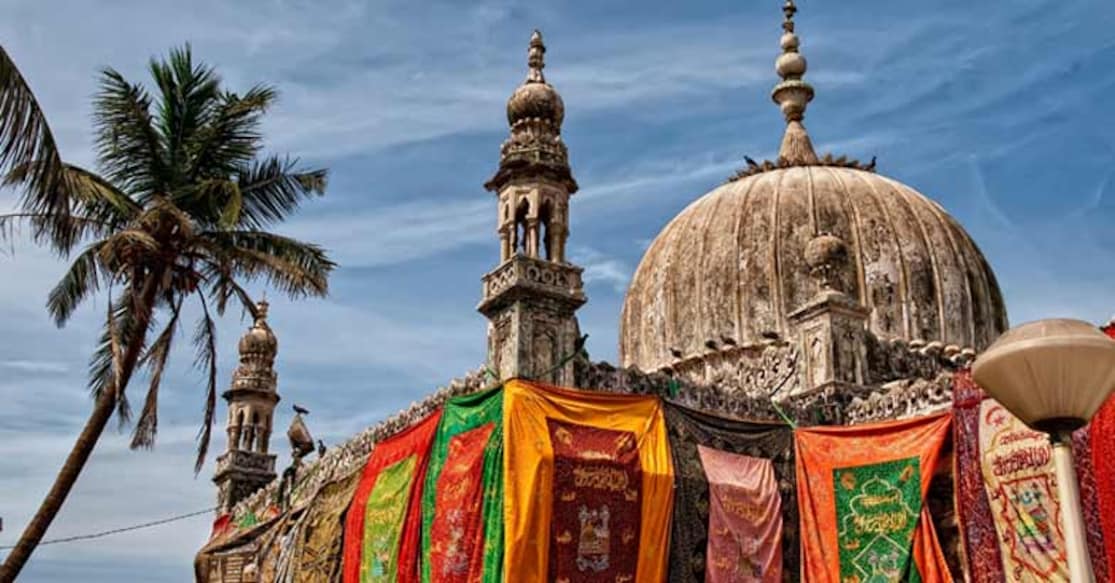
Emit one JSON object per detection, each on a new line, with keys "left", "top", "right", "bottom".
{"left": 621, "top": 166, "right": 1008, "bottom": 372}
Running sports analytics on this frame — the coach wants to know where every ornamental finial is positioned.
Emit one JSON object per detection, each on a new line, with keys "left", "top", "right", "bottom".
{"left": 771, "top": 0, "right": 818, "bottom": 164}
{"left": 527, "top": 29, "right": 545, "bottom": 83}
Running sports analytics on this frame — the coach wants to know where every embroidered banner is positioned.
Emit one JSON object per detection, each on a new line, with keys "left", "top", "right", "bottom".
{"left": 663, "top": 401, "right": 795, "bottom": 582}
{"left": 547, "top": 418, "right": 642, "bottom": 580}
{"left": 978, "top": 399, "right": 1067, "bottom": 581}
{"left": 291, "top": 471, "right": 362, "bottom": 582}
{"left": 343, "top": 410, "right": 441, "bottom": 583}
{"left": 699, "top": 445, "right": 783, "bottom": 583}
{"left": 795, "top": 413, "right": 953, "bottom": 582}
{"left": 502, "top": 379, "right": 674, "bottom": 583}
{"left": 952, "top": 371, "right": 1006, "bottom": 582}
{"left": 420, "top": 387, "right": 503, "bottom": 583}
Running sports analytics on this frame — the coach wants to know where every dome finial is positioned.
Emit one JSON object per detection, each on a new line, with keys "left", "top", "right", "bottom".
{"left": 771, "top": 0, "right": 819, "bottom": 164}
{"left": 527, "top": 29, "right": 545, "bottom": 83}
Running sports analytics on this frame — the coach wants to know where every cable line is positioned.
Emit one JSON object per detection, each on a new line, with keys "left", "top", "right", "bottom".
{"left": 0, "top": 507, "right": 215, "bottom": 549}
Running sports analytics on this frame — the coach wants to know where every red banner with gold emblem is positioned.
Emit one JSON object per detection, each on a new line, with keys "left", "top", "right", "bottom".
{"left": 502, "top": 379, "right": 673, "bottom": 583}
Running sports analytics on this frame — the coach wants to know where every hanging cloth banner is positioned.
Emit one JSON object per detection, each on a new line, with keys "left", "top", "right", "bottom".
{"left": 1093, "top": 324, "right": 1115, "bottom": 575}
{"left": 420, "top": 387, "right": 504, "bottom": 583}
{"left": 978, "top": 398, "right": 1068, "bottom": 580}
{"left": 795, "top": 413, "right": 953, "bottom": 582}
{"left": 662, "top": 401, "right": 796, "bottom": 582}
{"left": 502, "top": 379, "right": 674, "bottom": 583}
{"left": 1073, "top": 424, "right": 1112, "bottom": 582}
{"left": 953, "top": 369, "right": 1111, "bottom": 582}
{"left": 290, "top": 471, "right": 362, "bottom": 582}
{"left": 952, "top": 370, "right": 1007, "bottom": 581}
{"left": 700, "top": 446, "right": 783, "bottom": 583}
{"left": 343, "top": 410, "right": 442, "bottom": 583}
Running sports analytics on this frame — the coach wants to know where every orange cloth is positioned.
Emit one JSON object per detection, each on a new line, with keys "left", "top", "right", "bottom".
{"left": 795, "top": 414, "right": 953, "bottom": 583}
{"left": 501, "top": 379, "right": 674, "bottom": 583}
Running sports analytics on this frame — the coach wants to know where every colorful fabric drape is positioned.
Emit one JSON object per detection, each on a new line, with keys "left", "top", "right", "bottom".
{"left": 343, "top": 410, "right": 442, "bottom": 583}
{"left": 976, "top": 399, "right": 1067, "bottom": 581}
{"left": 700, "top": 446, "right": 784, "bottom": 583}
{"left": 1094, "top": 324, "right": 1115, "bottom": 575}
{"left": 502, "top": 379, "right": 674, "bottom": 583}
{"left": 420, "top": 387, "right": 504, "bottom": 583}
{"left": 952, "top": 371, "right": 1007, "bottom": 582}
{"left": 1073, "top": 427, "right": 1111, "bottom": 582}
{"left": 291, "top": 471, "right": 362, "bottom": 582}
{"left": 663, "top": 401, "right": 796, "bottom": 582}
{"left": 795, "top": 413, "right": 953, "bottom": 582}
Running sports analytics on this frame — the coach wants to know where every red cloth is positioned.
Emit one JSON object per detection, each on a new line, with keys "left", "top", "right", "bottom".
{"left": 952, "top": 370, "right": 1006, "bottom": 582}
{"left": 1091, "top": 322, "right": 1115, "bottom": 578}
{"left": 427, "top": 423, "right": 495, "bottom": 583}
{"left": 342, "top": 410, "right": 442, "bottom": 583}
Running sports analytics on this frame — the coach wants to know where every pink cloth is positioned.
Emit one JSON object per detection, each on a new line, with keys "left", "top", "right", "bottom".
{"left": 698, "top": 445, "right": 783, "bottom": 583}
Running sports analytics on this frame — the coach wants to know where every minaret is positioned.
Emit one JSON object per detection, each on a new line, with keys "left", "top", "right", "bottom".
{"left": 213, "top": 301, "right": 280, "bottom": 513}
{"left": 479, "top": 30, "right": 586, "bottom": 385}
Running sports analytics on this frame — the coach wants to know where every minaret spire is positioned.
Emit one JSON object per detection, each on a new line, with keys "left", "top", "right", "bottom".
{"left": 771, "top": 0, "right": 819, "bottom": 164}
{"left": 527, "top": 29, "right": 545, "bottom": 83}
{"left": 479, "top": 30, "right": 586, "bottom": 385}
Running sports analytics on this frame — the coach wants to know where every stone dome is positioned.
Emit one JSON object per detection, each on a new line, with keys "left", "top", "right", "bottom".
{"left": 506, "top": 29, "right": 564, "bottom": 128}
{"left": 619, "top": 165, "right": 1008, "bottom": 371}
{"left": 238, "top": 301, "right": 277, "bottom": 358}
{"left": 507, "top": 81, "right": 564, "bottom": 127}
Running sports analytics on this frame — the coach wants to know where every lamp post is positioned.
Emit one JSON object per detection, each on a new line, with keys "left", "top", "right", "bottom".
{"left": 972, "top": 318, "right": 1115, "bottom": 582}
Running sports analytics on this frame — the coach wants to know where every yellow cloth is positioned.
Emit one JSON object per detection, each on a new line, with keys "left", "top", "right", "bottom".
{"left": 502, "top": 379, "right": 674, "bottom": 582}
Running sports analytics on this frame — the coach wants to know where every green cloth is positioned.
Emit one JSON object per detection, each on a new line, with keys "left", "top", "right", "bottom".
{"left": 362, "top": 455, "right": 418, "bottom": 582}
{"left": 834, "top": 457, "right": 922, "bottom": 583}
{"left": 420, "top": 387, "right": 504, "bottom": 583}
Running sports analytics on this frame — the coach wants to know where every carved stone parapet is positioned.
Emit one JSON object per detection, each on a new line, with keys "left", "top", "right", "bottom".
{"left": 845, "top": 372, "right": 955, "bottom": 424}
{"left": 214, "top": 449, "right": 277, "bottom": 480}
{"left": 478, "top": 255, "right": 585, "bottom": 314}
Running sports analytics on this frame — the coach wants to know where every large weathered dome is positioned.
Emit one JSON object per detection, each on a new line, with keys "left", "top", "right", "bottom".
{"left": 619, "top": 165, "right": 1008, "bottom": 371}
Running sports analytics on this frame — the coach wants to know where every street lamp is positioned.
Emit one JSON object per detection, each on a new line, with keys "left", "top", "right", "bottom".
{"left": 972, "top": 318, "right": 1115, "bottom": 582}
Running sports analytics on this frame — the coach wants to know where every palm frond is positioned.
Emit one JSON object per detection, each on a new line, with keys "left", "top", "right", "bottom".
{"left": 46, "top": 241, "right": 106, "bottom": 327}
{"left": 200, "top": 230, "right": 334, "bottom": 297}
{"left": 150, "top": 45, "right": 221, "bottom": 185}
{"left": 0, "top": 45, "right": 68, "bottom": 234}
{"left": 130, "top": 296, "right": 183, "bottom": 449}
{"left": 2, "top": 163, "right": 138, "bottom": 252}
{"left": 232, "top": 156, "right": 326, "bottom": 229}
{"left": 94, "top": 68, "right": 165, "bottom": 199}
{"left": 192, "top": 292, "right": 219, "bottom": 474}
{"left": 184, "top": 84, "right": 275, "bottom": 183}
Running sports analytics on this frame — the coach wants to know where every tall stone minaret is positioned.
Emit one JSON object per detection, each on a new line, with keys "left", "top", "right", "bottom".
{"left": 479, "top": 30, "right": 586, "bottom": 386}
{"left": 213, "top": 301, "right": 280, "bottom": 513}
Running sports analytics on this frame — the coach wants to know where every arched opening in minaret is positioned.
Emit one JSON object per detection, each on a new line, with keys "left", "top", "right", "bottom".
{"left": 514, "top": 199, "right": 530, "bottom": 255}
{"left": 539, "top": 200, "right": 554, "bottom": 260}
{"left": 236, "top": 410, "right": 246, "bottom": 450}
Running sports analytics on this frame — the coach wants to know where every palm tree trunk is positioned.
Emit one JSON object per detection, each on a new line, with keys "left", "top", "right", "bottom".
{"left": 0, "top": 279, "right": 159, "bottom": 582}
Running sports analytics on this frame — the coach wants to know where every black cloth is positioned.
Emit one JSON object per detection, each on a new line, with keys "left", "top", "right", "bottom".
{"left": 664, "top": 400, "right": 798, "bottom": 583}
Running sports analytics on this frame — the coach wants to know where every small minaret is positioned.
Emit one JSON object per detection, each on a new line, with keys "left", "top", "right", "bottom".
{"left": 213, "top": 301, "right": 280, "bottom": 513}
{"left": 479, "top": 30, "right": 586, "bottom": 385}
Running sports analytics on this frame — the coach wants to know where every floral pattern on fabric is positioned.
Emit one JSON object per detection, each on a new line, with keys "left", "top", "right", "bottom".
{"left": 421, "top": 387, "right": 503, "bottom": 583}
{"left": 429, "top": 424, "right": 496, "bottom": 582}
{"left": 362, "top": 455, "right": 418, "bottom": 581}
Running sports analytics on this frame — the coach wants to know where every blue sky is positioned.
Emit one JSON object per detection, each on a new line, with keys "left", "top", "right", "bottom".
{"left": 2, "top": 0, "right": 1114, "bottom": 580}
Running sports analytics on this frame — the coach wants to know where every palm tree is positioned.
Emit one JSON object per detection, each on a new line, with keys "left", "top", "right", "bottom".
{"left": 0, "top": 45, "right": 334, "bottom": 580}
